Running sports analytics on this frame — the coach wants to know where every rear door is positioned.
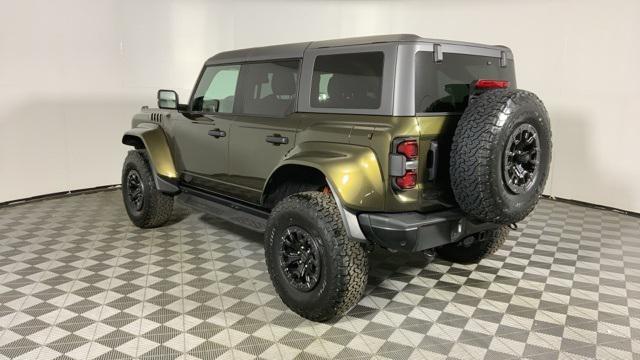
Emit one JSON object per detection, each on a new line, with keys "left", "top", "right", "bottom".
{"left": 226, "top": 60, "right": 301, "bottom": 203}
{"left": 169, "top": 64, "right": 240, "bottom": 192}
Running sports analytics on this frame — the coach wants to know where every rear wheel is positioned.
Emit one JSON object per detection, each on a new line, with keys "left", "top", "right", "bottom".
{"left": 264, "top": 191, "right": 368, "bottom": 321}
{"left": 122, "top": 150, "right": 174, "bottom": 228}
{"left": 437, "top": 226, "right": 509, "bottom": 264}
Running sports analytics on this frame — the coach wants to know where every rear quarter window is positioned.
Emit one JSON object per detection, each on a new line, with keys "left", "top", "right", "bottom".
{"left": 415, "top": 52, "right": 515, "bottom": 113}
{"left": 310, "top": 52, "right": 384, "bottom": 110}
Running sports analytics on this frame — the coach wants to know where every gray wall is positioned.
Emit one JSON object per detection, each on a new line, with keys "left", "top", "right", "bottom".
{"left": 1, "top": 0, "right": 639, "bottom": 212}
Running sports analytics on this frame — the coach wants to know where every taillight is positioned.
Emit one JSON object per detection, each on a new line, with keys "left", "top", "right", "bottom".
{"left": 395, "top": 170, "right": 417, "bottom": 189}
{"left": 390, "top": 138, "right": 419, "bottom": 190}
{"left": 396, "top": 139, "right": 418, "bottom": 159}
{"left": 474, "top": 79, "right": 510, "bottom": 89}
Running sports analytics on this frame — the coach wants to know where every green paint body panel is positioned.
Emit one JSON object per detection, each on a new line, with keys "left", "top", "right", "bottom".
{"left": 126, "top": 109, "right": 458, "bottom": 213}
{"left": 276, "top": 141, "right": 385, "bottom": 211}
{"left": 227, "top": 114, "right": 300, "bottom": 203}
{"left": 123, "top": 122, "right": 177, "bottom": 179}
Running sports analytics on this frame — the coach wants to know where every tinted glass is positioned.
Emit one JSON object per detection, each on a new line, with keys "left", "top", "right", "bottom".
{"left": 238, "top": 61, "right": 299, "bottom": 116}
{"left": 415, "top": 52, "right": 515, "bottom": 113}
{"left": 311, "top": 52, "right": 384, "bottom": 109}
{"left": 192, "top": 65, "right": 240, "bottom": 113}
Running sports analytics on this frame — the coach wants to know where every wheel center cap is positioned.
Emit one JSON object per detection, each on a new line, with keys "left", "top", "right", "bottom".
{"left": 515, "top": 152, "right": 530, "bottom": 163}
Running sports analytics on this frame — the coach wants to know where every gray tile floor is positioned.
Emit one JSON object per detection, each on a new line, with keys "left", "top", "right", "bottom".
{"left": 0, "top": 189, "right": 639, "bottom": 360}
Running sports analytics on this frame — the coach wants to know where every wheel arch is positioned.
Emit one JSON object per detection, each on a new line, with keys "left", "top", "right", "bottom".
{"left": 122, "top": 134, "right": 145, "bottom": 149}
{"left": 262, "top": 164, "right": 328, "bottom": 207}
{"left": 122, "top": 123, "right": 179, "bottom": 194}
{"left": 263, "top": 142, "right": 385, "bottom": 212}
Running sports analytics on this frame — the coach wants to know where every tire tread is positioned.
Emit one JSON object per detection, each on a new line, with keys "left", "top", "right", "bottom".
{"left": 122, "top": 150, "right": 173, "bottom": 228}
{"left": 450, "top": 89, "right": 551, "bottom": 224}
{"left": 265, "top": 191, "right": 368, "bottom": 321}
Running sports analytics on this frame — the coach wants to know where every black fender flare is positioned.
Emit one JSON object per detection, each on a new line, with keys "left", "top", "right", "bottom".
{"left": 122, "top": 123, "right": 179, "bottom": 194}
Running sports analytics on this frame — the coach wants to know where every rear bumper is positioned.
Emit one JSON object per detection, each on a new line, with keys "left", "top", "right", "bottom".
{"left": 358, "top": 209, "right": 498, "bottom": 252}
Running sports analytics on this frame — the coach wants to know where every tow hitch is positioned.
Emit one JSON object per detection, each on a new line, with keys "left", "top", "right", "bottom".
{"left": 423, "top": 249, "right": 436, "bottom": 265}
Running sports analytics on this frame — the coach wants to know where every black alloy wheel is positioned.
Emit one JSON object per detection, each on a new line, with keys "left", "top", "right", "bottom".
{"left": 126, "top": 169, "right": 144, "bottom": 212}
{"left": 280, "top": 226, "right": 321, "bottom": 292}
{"left": 503, "top": 123, "right": 540, "bottom": 194}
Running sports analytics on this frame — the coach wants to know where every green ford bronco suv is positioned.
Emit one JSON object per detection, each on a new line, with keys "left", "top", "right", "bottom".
{"left": 121, "top": 34, "right": 552, "bottom": 321}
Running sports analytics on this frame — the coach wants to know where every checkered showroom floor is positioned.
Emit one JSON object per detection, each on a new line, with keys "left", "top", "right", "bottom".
{"left": 0, "top": 189, "right": 638, "bottom": 360}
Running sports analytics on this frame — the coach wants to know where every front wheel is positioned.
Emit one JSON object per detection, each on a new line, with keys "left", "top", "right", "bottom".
{"left": 264, "top": 192, "right": 368, "bottom": 321}
{"left": 122, "top": 150, "right": 174, "bottom": 228}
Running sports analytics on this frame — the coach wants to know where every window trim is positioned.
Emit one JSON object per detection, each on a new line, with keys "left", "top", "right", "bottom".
{"left": 297, "top": 43, "right": 398, "bottom": 116}
{"left": 416, "top": 112, "right": 463, "bottom": 117}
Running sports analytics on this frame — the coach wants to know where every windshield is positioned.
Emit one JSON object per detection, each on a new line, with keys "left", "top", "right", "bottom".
{"left": 415, "top": 51, "right": 515, "bottom": 113}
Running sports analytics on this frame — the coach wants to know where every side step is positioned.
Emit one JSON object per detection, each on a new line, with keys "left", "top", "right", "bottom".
{"left": 175, "top": 187, "right": 269, "bottom": 232}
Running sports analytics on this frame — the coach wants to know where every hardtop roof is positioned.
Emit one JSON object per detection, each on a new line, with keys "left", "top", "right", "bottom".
{"left": 204, "top": 34, "right": 510, "bottom": 65}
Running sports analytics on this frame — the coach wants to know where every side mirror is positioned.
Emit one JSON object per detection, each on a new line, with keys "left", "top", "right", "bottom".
{"left": 204, "top": 99, "right": 220, "bottom": 113}
{"left": 158, "top": 90, "right": 178, "bottom": 109}
{"left": 192, "top": 97, "right": 220, "bottom": 113}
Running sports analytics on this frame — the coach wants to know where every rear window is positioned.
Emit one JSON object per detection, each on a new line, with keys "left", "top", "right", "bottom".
{"left": 238, "top": 61, "right": 299, "bottom": 117}
{"left": 415, "top": 52, "right": 515, "bottom": 113}
{"left": 311, "top": 52, "right": 384, "bottom": 109}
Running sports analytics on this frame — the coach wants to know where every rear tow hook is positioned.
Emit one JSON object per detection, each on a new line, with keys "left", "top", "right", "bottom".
{"left": 423, "top": 249, "right": 436, "bottom": 265}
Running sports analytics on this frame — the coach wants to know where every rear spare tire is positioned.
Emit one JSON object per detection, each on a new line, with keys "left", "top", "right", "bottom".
{"left": 450, "top": 89, "right": 551, "bottom": 224}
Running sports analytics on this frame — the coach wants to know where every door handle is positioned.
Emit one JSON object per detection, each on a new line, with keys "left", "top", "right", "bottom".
{"left": 208, "top": 129, "right": 226, "bottom": 138}
{"left": 266, "top": 134, "right": 289, "bottom": 145}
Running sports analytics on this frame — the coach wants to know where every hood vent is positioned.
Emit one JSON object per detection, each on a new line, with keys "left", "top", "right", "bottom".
{"left": 150, "top": 113, "right": 163, "bottom": 123}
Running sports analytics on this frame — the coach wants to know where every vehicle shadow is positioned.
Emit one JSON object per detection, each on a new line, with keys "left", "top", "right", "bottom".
{"left": 197, "top": 212, "right": 265, "bottom": 244}
{"left": 163, "top": 204, "right": 192, "bottom": 226}
{"left": 190, "top": 203, "right": 439, "bottom": 269}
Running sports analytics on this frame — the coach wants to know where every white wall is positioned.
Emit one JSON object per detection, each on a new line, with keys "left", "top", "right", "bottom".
{"left": 1, "top": 0, "right": 639, "bottom": 212}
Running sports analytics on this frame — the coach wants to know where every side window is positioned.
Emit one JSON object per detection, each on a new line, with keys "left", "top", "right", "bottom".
{"left": 238, "top": 61, "right": 299, "bottom": 117}
{"left": 192, "top": 65, "right": 240, "bottom": 113}
{"left": 310, "top": 52, "right": 384, "bottom": 109}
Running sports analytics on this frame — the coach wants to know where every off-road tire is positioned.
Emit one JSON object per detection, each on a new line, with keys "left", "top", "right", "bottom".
{"left": 450, "top": 89, "right": 552, "bottom": 224}
{"left": 437, "top": 226, "right": 509, "bottom": 264}
{"left": 264, "top": 181, "right": 323, "bottom": 209}
{"left": 122, "top": 150, "right": 174, "bottom": 228}
{"left": 264, "top": 191, "right": 368, "bottom": 321}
